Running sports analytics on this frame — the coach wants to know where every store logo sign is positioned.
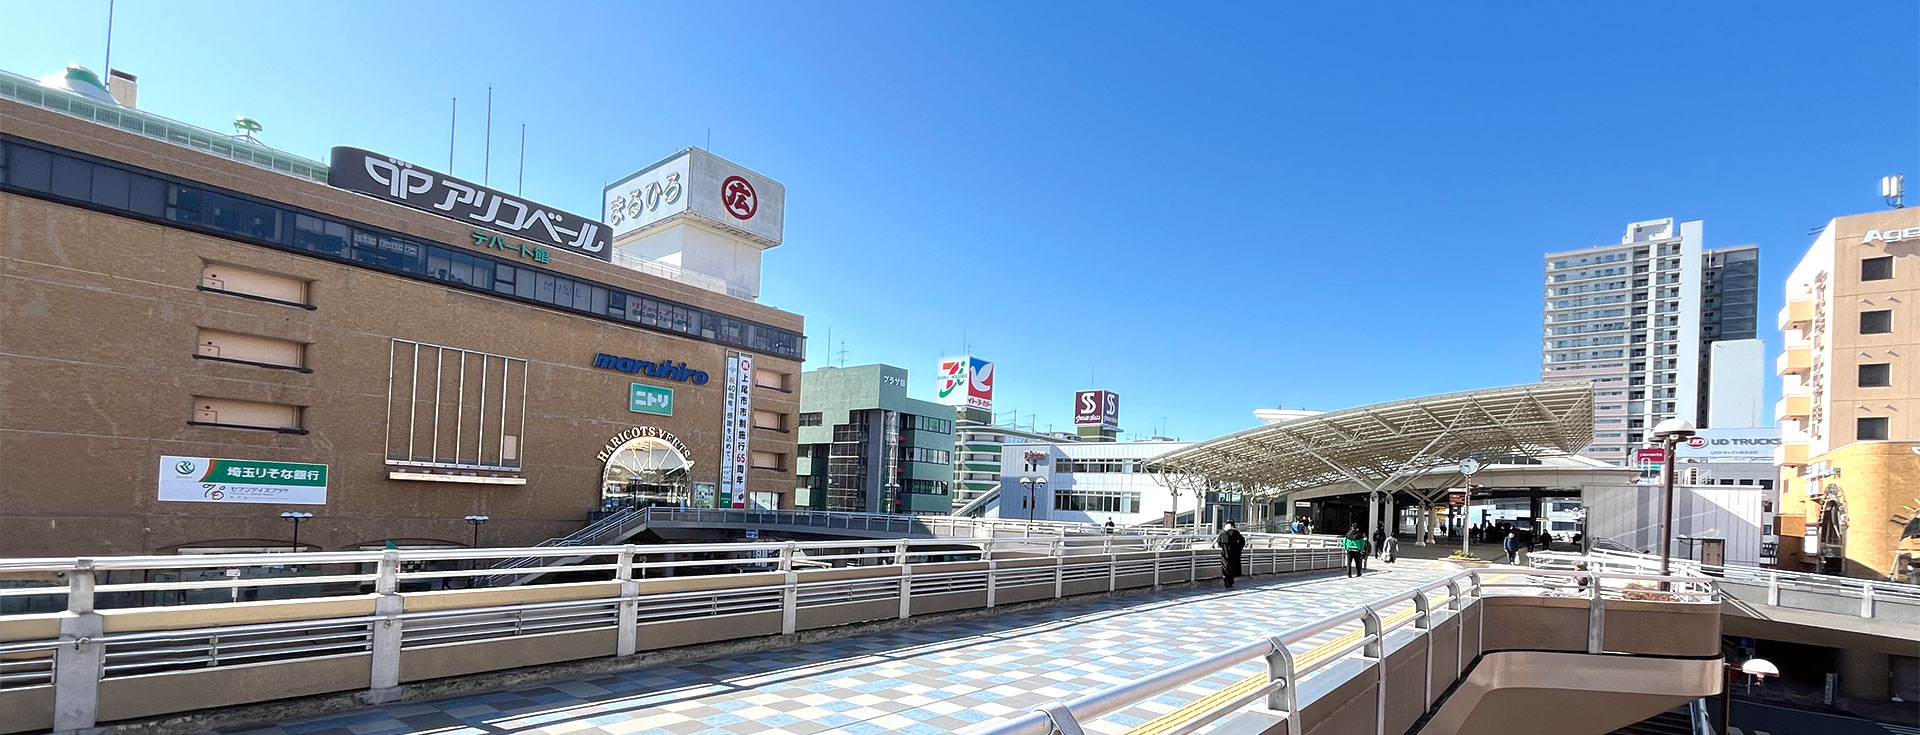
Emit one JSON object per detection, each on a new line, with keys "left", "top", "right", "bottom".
{"left": 593, "top": 353, "right": 709, "bottom": 384}
{"left": 1862, "top": 227, "right": 1920, "bottom": 243}
{"left": 629, "top": 384, "right": 675, "bottom": 416}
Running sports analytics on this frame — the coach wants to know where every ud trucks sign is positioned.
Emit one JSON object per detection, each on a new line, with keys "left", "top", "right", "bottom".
{"left": 1673, "top": 428, "right": 1782, "bottom": 461}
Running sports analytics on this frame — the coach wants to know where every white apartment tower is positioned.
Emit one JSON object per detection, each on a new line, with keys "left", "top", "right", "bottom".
{"left": 1542, "top": 219, "right": 1761, "bottom": 465}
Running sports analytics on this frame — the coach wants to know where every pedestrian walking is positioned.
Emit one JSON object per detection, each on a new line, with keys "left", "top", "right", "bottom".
{"left": 1502, "top": 532, "right": 1520, "bottom": 565}
{"left": 1292, "top": 519, "right": 1304, "bottom": 535}
{"left": 1217, "top": 522, "right": 1246, "bottom": 588}
{"left": 1103, "top": 519, "right": 1116, "bottom": 536}
{"left": 1372, "top": 528, "right": 1386, "bottom": 559}
{"left": 1382, "top": 533, "right": 1399, "bottom": 564}
{"left": 1343, "top": 527, "right": 1368, "bottom": 577}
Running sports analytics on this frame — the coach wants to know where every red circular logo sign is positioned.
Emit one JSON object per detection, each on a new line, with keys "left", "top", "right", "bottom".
{"left": 1686, "top": 436, "right": 1707, "bottom": 448}
{"left": 721, "top": 176, "right": 757, "bottom": 220}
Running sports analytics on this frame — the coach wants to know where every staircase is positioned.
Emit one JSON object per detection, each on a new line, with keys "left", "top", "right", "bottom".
{"left": 1610, "top": 705, "right": 1702, "bottom": 735}
{"left": 487, "top": 505, "right": 653, "bottom": 582}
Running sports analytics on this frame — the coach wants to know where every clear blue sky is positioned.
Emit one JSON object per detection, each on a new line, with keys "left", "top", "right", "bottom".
{"left": 4, "top": 2, "right": 1915, "bottom": 440}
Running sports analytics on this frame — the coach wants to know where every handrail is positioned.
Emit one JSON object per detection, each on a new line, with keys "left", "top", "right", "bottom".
{"left": 1531, "top": 550, "right": 1920, "bottom": 603}
{"left": 965, "top": 568, "right": 1717, "bottom": 735}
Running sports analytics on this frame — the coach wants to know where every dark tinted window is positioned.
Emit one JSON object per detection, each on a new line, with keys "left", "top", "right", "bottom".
{"left": 1861, "top": 309, "right": 1893, "bottom": 334}
{"left": 1860, "top": 363, "right": 1891, "bottom": 387}
{"left": 1857, "top": 417, "right": 1889, "bottom": 441}
{"left": 1863, "top": 256, "right": 1893, "bottom": 281}
{"left": 50, "top": 154, "right": 91, "bottom": 200}
{"left": 8, "top": 145, "right": 52, "bottom": 191}
{"left": 89, "top": 166, "right": 130, "bottom": 209}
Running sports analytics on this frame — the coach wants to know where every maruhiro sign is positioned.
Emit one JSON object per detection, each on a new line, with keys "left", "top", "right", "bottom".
{"left": 935, "top": 356, "right": 994, "bottom": 411}
{"left": 604, "top": 148, "right": 786, "bottom": 246}
{"left": 329, "top": 146, "right": 611, "bottom": 261}
{"left": 630, "top": 383, "right": 675, "bottom": 416}
{"left": 158, "top": 456, "right": 327, "bottom": 505}
{"left": 593, "top": 353, "right": 710, "bottom": 384}
{"left": 1074, "top": 390, "right": 1120, "bottom": 429}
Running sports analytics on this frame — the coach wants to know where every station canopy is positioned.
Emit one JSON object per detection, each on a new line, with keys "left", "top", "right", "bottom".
{"left": 1145, "top": 381, "right": 1596, "bottom": 500}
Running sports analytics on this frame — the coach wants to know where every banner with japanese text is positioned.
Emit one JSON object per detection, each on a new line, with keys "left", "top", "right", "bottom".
{"left": 158, "top": 456, "right": 327, "bottom": 505}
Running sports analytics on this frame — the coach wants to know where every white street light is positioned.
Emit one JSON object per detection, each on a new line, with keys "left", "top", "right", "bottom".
{"left": 1651, "top": 418, "right": 1697, "bottom": 580}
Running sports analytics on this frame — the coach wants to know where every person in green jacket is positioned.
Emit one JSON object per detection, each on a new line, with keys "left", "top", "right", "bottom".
{"left": 1342, "top": 526, "right": 1368, "bottom": 577}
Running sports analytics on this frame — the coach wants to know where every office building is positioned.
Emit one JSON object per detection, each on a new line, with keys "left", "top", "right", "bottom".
{"left": 1775, "top": 207, "right": 1920, "bottom": 581}
{"left": 0, "top": 66, "right": 805, "bottom": 557}
{"left": 951, "top": 419, "right": 1062, "bottom": 512}
{"left": 1541, "top": 219, "right": 1761, "bottom": 465}
{"left": 987, "top": 439, "right": 1204, "bottom": 527}
{"left": 793, "top": 364, "right": 955, "bottom": 514}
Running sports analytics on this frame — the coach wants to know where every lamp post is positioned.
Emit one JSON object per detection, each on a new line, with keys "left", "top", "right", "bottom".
{"left": 1017, "top": 476, "right": 1046, "bottom": 532}
{"left": 464, "top": 515, "right": 490, "bottom": 549}
{"left": 1651, "top": 418, "right": 1697, "bottom": 580}
{"left": 1721, "top": 658, "right": 1777, "bottom": 735}
{"left": 279, "top": 511, "right": 313, "bottom": 553}
{"left": 883, "top": 482, "right": 901, "bottom": 515}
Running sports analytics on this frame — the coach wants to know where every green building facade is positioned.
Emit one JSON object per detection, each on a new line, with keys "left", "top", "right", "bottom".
{"left": 795, "top": 364, "right": 954, "bottom": 514}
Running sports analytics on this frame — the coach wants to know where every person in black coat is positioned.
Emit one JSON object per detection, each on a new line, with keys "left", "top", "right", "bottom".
{"left": 1217, "top": 522, "right": 1247, "bottom": 588}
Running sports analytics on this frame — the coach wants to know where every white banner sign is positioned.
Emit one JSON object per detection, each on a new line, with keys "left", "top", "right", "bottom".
{"left": 158, "top": 456, "right": 327, "bottom": 505}
{"left": 719, "top": 353, "right": 754, "bottom": 509}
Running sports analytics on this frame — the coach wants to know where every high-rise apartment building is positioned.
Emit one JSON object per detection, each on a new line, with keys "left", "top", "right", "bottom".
{"left": 1775, "top": 207, "right": 1918, "bottom": 581}
{"left": 1542, "top": 219, "right": 1760, "bottom": 465}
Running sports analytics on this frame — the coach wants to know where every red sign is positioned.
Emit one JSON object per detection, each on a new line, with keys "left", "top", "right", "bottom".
{"left": 1448, "top": 490, "right": 1467, "bottom": 507}
{"left": 1635, "top": 448, "right": 1667, "bottom": 463}
{"left": 1686, "top": 436, "right": 1707, "bottom": 449}
{"left": 721, "top": 176, "right": 757, "bottom": 220}
{"left": 1073, "top": 390, "right": 1120, "bottom": 429}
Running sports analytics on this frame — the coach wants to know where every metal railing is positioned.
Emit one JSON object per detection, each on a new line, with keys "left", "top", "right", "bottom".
{"left": 0, "top": 533, "right": 1346, "bottom": 732}
{"left": 966, "top": 567, "right": 1718, "bottom": 735}
{"left": 611, "top": 250, "right": 757, "bottom": 301}
{"left": 1530, "top": 549, "right": 1920, "bottom": 620}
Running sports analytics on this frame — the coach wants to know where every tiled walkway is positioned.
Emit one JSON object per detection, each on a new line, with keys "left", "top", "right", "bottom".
{"left": 224, "top": 563, "right": 1453, "bottom": 735}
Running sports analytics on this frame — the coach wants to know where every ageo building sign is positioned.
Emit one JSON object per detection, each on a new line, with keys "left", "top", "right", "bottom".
{"left": 604, "top": 148, "right": 786, "bottom": 246}
{"left": 1862, "top": 227, "right": 1920, "bottom": 243}
{"left": 330, "top": 146, "right": 611, "bottom": 261}
{"left": 158, "top": 456, "right": 328, "bottom": 505}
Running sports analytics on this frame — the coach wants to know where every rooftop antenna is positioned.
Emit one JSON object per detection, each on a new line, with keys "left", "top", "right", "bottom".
{"left": 517, "top": 123, "right": 526, "bottom": 195}
{"left": 102, "top": 0, "right": 115, "bottom": 79}
{"left": 706, "top": 127, "right": 711, "bottom": 151}
{"left": 230, "top": 116, "right": 263, "bottom": 145}
{"left": 482, "top": 87, "right": 493, "bottom": 185}
{"left": 1883, "top": 174, "right": 1906, "bottom": 209}
{"left": 835, "top": 340, "right": 849, "bottom": 368}
{"left": 448, "top": 97, "right": 457, "bottom": 173}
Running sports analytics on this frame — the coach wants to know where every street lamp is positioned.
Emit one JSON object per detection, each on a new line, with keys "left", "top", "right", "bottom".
{"left": 1017, "top": 476, "right": 1047, "bottom": 530}
{"left": 279, "top": 511, "right": 313, "bottom": 553}
{"left": 1651, "top": 418, "right": 1697, "bottom": 580}
{"left": 1721, "top": 658, "right": 1777, "bottom": 734}
{"left": 463, "top": 515, "right": 490, "bottom": 549}
{"left": 883, "top": 483, "right": 901, "bottom": 515}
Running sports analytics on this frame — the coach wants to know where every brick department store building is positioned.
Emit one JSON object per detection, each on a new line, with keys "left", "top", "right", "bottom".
{"left": 0, "top": 66, "right": 805, "bottom": 557}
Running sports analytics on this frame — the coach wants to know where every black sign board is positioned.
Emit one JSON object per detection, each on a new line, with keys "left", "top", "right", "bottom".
{"left": 328, "top": 146, "right": 611, "bottom": 261}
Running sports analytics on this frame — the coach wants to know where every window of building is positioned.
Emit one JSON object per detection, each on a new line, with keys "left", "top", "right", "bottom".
{"left": 1860, "top": 363, "right": 1892, "bottom": 388}
{"left": 386, "top": 340, "right": 528, "bottom": 470}
{"left": 1861, "top": 309, "right": 1894, "bottom": 334}
{"left": 0, "top": 138, "right": 806, "bottom": 361}
{"left": 798, "top": 412, "right": 823, "bottom": 427}
{"left": 750, "top": 451, "right": 785, "bottom": 471}
{"left": 755, "top": 370, "right": 790, "bottom": 392}
{"left": 904, "top": 479, "right": 948, "bottom": 495}
{"left": 190, "top": 396, "right": 305, "bottom": 433}
{"left": 1862, "top": 256, "right": 1894, "bottom": 282}
{"left": 752, "top": 410, "right": 786, "bottom": 432}
{"left": 903, "top": 414, "right": 952, "bottom": 434}
{"left": 906, "top": 447, "right": 950, "bottom": 464}
{"left": 200, "top": 262, "right": 311, "bottom": 308}
{"left": 1858, "top": 417, "right": 1890, "bottom": 441}
{"left": 195, "top": 329, "right": 308, "bottom": 371}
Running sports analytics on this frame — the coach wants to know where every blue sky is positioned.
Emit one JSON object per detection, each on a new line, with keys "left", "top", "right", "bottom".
{"left": 4, "top": 2, "right": 1915, "bottom": 440}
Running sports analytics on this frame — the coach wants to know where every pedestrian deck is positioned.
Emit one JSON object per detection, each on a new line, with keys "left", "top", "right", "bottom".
{"left": 224, "top": 562, "right": 1455, "bottom": 735}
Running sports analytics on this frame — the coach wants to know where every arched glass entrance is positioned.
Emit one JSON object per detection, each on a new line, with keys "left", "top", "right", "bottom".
{"left": 602, "top": 436, "right": 691, "bottom": 508}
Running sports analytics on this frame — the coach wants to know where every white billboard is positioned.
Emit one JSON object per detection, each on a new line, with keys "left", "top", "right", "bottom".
{"left": 605, "top": 149, "right": 785, "bottom": 246}
{"left": 158, "top": 456, "right": 327, "bottom": 504}
{"left": 1673, "top": 428, "right": 1781, "bottom": 462}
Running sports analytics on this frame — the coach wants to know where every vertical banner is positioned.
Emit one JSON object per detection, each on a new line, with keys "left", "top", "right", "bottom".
{"left": 734, "top": 354, "right": 754, "bottom": 509}
{"left": 720, "top": 355, "right": 740, "bottom": 509}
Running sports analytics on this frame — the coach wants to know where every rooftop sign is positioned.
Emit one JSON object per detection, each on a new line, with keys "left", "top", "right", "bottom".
{"left": 329, "top": 146, "right": 611, "bottom": 261}
{"left": 604, "top": 148, "right": 785, "bottom": 246}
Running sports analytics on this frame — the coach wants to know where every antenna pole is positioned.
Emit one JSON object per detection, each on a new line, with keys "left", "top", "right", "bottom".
{"left": 103, "top": 0, "right": 115, "bottom": 77}
{"left": 483, "top": 87, "right": 493, "bottom": 185}
{"left": 517, "top": 123, "right": 526, "bottom": 195}
{"left": 448, "top": 97, "right": 457, "bottom": 173}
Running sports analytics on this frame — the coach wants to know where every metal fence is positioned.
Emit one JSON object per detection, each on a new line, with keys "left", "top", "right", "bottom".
{"left": 0, "top": 533, "right": 1344, "bottom": 733}
{"left": 965, "top": 567, "right": 1719, "bottom": 735}
{"left": 1530, "top": 549, "right": 1920, "bottom": 621}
